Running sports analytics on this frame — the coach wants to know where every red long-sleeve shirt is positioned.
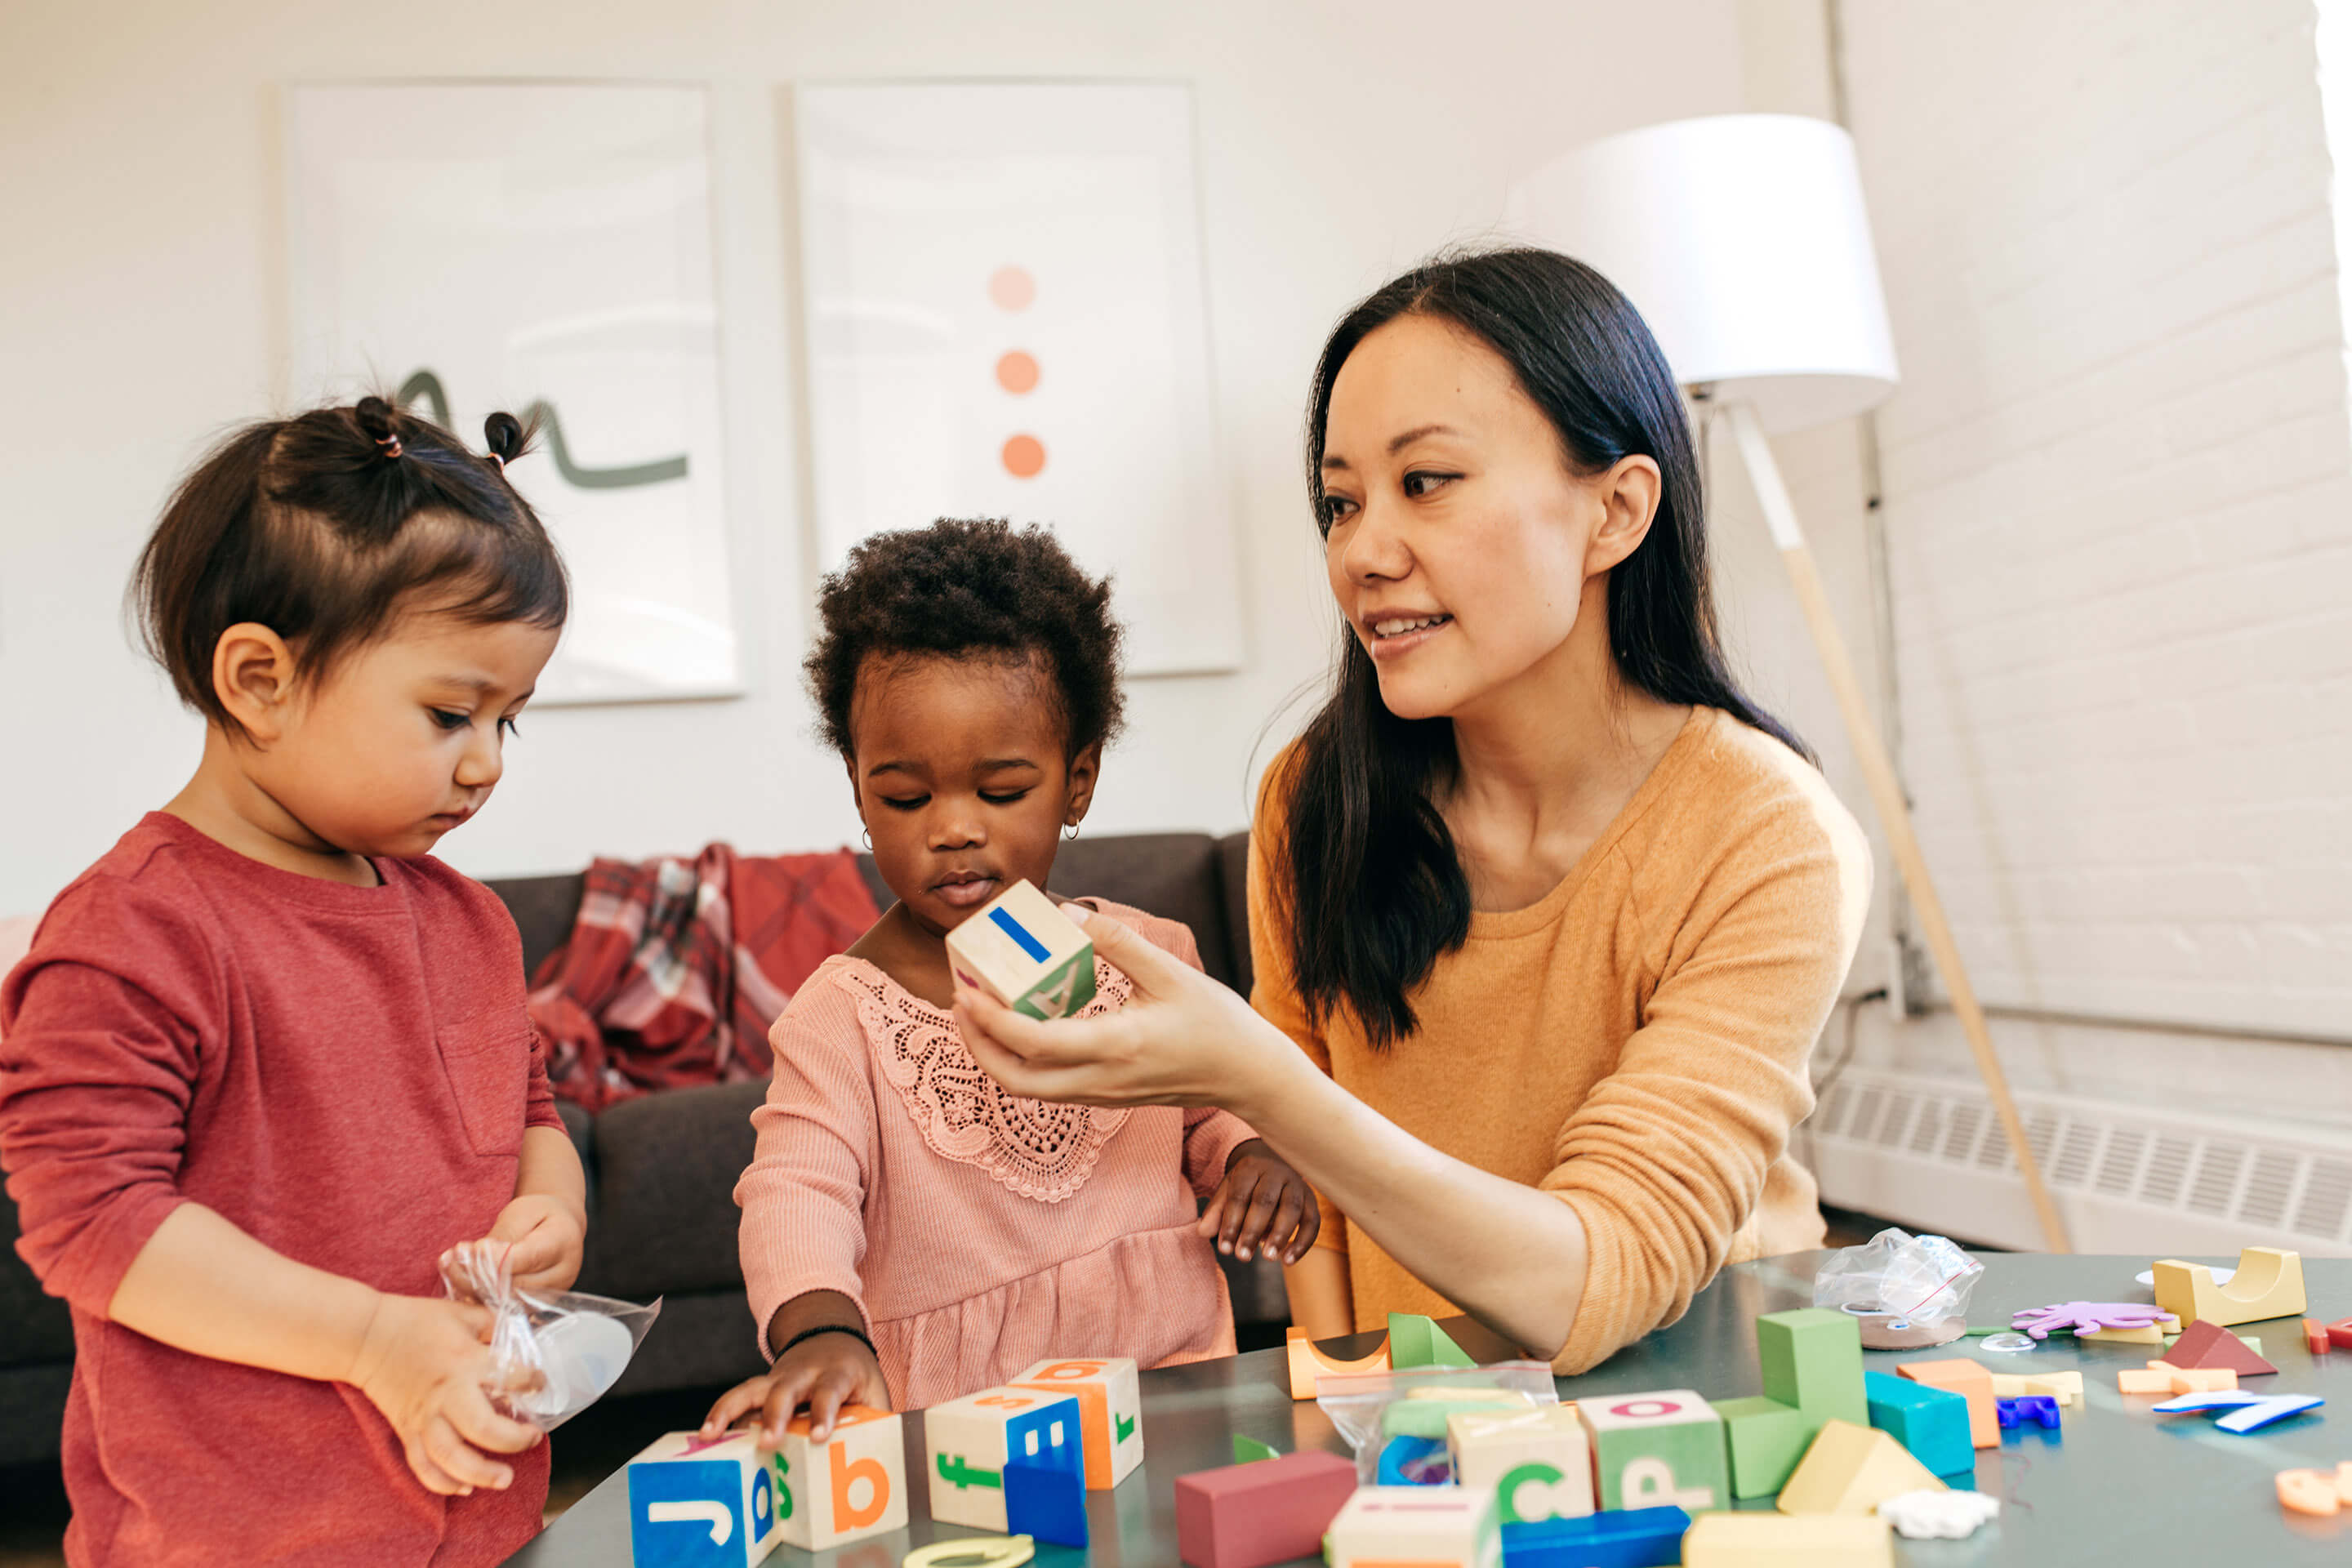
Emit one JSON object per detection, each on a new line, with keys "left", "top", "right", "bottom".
{"left": 0, "top": 813, "right": 566, "bottom": 1567}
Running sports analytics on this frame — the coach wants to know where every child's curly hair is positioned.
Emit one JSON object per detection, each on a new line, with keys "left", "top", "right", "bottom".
{"left": 806, "top": 519, "right": 1125, "bottom": 760}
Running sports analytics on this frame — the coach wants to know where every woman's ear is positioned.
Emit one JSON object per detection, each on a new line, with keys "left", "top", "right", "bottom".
{"left": 1585, "top": 454, "right": 1664, "bottom": 577}
{"left": 1063, "top": 743, "right": 1103, "bottom": 825}
{"left": 212, "top": 623, "right": 298, "bottom": 746}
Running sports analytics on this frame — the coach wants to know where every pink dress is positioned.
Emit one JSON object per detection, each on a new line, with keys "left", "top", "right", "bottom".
{"left": 735, "top": 900, "right": 1254, "bottom": 1410}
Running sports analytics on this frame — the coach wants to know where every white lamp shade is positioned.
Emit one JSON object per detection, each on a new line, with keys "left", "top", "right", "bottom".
{"left": 1508, "top": 114, "right": 1899, "bottom": 434}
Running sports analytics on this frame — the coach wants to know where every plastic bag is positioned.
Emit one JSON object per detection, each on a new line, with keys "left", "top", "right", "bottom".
{"left": 441, "top": 1240, "right": 662, "bottom": 1432}
{"left": 1316, "top": 1362, "right": 1561, "bottom": 1486}
{"left": 1813, "top": 1227, "right": 1981, "bottom": 1347}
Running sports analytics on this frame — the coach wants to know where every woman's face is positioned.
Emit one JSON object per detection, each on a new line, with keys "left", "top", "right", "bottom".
{"left": 1317, "top": 313, "right": 1656, "bottom": 723}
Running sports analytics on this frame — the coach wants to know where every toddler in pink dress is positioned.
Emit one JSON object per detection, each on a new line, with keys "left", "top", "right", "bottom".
{"left": 706, "top": 520, "right": 1318, "bottom": 1444}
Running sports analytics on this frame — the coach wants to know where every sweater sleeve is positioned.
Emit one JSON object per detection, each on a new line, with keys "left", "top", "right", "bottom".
{"left": 734, "top": 973, "right": 877, "bottom": 1360}
{"left": 1245, "top": 762, "right": 1348, "bottom": 1254}
{"left": 1541, "top": 786, "right": 1869, "bottom": 1374}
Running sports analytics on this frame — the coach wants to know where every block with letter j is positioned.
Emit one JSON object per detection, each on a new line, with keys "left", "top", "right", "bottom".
{"left": 944, "top": 880, "right": 1096, "bottom": 1020}
{"left": 626, "top": 1431, "right": 782, "bottom": 1568}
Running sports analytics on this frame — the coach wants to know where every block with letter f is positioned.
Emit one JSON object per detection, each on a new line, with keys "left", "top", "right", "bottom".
{"left": 924, "top": 1385, "right": 1085, "bottom": 1532}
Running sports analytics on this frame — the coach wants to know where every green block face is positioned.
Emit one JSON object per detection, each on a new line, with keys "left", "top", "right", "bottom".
{"left": 1708, "top": 1395, "right": 1815, "bottom": 1499}
{"left": 1013, "top": 950, "right": 1096, "bottom": 1020}
{"left": 1386, "top": 1312, "right": 1476, "bottom": 1369}
{"left": 1757, "top": 1307, "right": 1866, "bottom": 1427}
{"left": 1578, "top": 1390, "right": 1729, "bottom": 1512}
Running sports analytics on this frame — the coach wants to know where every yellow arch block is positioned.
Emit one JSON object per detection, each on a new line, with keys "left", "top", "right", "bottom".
{"left": 2152, "top": 1249, "right": 2306, "bottom": 1329}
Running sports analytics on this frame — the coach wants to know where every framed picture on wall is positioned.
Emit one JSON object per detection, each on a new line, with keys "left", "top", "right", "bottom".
{"left": 795, "top": 82, "right": 1242, "bottom": 676}
{"left": 285, "top": 82, "right": 741, "bottom": 704}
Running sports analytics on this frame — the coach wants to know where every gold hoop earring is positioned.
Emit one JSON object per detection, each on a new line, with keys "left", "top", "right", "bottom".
{"left": 860, "top": 827, "right": 872, "bottom": 851}
{"left": 1063, "top": 822, "right": 1080, "bottom": 842}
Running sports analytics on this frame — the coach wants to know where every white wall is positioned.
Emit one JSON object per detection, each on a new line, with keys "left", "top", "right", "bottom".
{"left": 0, "top": 0, "right": 1753, "bottom": 913}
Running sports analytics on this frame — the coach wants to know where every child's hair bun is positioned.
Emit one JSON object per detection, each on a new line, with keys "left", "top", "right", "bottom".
{"left": 353, "top": 394, "right": 404, "bottom": 459}
{"left": 483, "top": 410, "right": 533, "bottom": 470}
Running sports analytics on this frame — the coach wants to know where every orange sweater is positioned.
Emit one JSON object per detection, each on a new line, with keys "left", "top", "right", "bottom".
{"left": 1250, "top": 707, "right": 1871, "bottom": 1374}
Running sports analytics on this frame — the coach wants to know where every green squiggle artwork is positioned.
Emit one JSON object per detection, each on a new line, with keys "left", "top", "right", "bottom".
{"left": 397, "top": 369, "right": 688, "bottom": 490}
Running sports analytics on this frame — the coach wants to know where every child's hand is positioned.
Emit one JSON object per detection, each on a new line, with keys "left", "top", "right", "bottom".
{"left": 1198, "top": 1139, "right": 1321, "bottom": 1265}
{"left": 476, "top": 1194, "right": 586, "bottom": 1294}
{"left": 350, "top": 1293, "right": 544, "bottom": 1497}
{"left": 701, "top": 1329, "right": 891, "bottom": 1448}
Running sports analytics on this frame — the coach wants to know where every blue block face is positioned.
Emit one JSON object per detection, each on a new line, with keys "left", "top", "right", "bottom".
{"left": 1864, "top": 1370, "right": 1976, "bottom": 1478}
{"left": 629, "top": 1459, "right": 747, "bottom": 1568}
{"left": 1004, "top": 1397, "right": 1083, "bottom": 1475}
{"left": 1501, "top": 1506, "right": 1690, "bottom": 1568}
{"left": 1004, "top": 1457, "right": 1089, "bottom": 1547}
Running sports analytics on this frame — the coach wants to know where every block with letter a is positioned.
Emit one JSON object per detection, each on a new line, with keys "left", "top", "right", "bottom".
{"left": 924, "top": 1385, "right": 1085, "bottom": 1532}
{"left": 1325, "top": 1486, "right": 1502, "bottom": 1568}
{"left": 1575, "top": 1389, "right": 1729, "bottom": 1512}
{"left": 770, "top": 1404, "right": 906, "bottom": 1550}
{"left": 625, "top": 1430, "right": 782, "bottom": 1568}
{"left": 1009, "top": 1356, "right": 1143, "bottom": 1489}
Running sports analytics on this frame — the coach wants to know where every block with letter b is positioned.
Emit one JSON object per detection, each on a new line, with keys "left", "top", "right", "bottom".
{"left": 1575, "top": 1389, "right": 1729, "bottom": 1512}
{"left": 1009, "top": 1356, "right": 1143, "bottom": 1488}
{"left": 944, "top": 880, "right": 1096, "bottom": 1020}
{"left": 924, "top": 1385, "right": 1085, "bottom": 1532}
{"left": 626, "top": 1431, "right": 782, "bottom": 1568}
{"left": 772, "top": 1405, "right": 906, "bottom": 1550}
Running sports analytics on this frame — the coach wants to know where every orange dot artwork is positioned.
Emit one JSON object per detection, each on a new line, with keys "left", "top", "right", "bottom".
{"left": 1001, "top": 434, "right": 1046, "bottom": 479}
{"left": 996, "top": 351, "right": 1040, "bottom": 394}
{"left": 988, "top": 265, "right": 1036, "bottom": 311}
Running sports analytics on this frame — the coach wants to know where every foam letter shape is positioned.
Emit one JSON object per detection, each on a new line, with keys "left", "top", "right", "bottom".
{"left": 1500, "top": 1505, "right": 1690, "bottom": 1567}
{"left": 1388, "top": 1312, "right": 1477, "bottom": 1370}
{"left": 1576, "top": 1390, "right": 1728, "bottom": 1512}
{"left": 1681, "top": 1511, "right": 1893, "bottom": 1567}
{"left": 2277, "top": 1462, "right": 2352, "bottom": 1517}
{"left": 1758, "top": 1307, "right": 1868, "bottom": 1427}
{"left": 1711, "top": 1396, "right": 1816, "bottom": 1499}
{"left": 2151, "top": 1248, "right": 2306, "bottom": 1329}
{"left": 1862, "top": 1370, "right": 1974, "bottom": 1479}
{"left": 924, "top": 1386, "right": 1082, "bottom": 1532}
{"left": 943, "top": 880, "right": 1097, "bottom": 1021}
{"left": 2163, "top": 1319, "right": 2278, "bottom": 1376}
{"left": 1284, "top": 1326, "right": 1392, "bottom": 1400}
{"left": 1446, "top": 1405, "right": 1592, "bottom": 1523}
{"left": 1778, "top": 1420, "right": 1945, "bottom": 1516}
{"left": 765, "top": 1405, "right": 905, "bottom": 1551}
{"left": 1895, "top": 1360, "right": 1998, "bottom": 1447}
{"left": 626, "top": 1430, "right": 783, "bottom": 1568}
{"left": 1174, "top": 1450, "right": 1356, "bottom": 1568}
{"left": 1325, "top": 1487, "right": 1500, "bottom": 1568}
{"left": 1009, "top": 1356, "right": 1143, "bottom": 1489}
{"left": 2151, "top": 1390, "right": 2324, "bottom": 1432}
{"left": 1878, "top": 1488, "right": 2000, "bottom": 1539}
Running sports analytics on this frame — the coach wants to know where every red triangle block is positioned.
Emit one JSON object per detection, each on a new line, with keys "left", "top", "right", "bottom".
{"left": 2165, "top": 1318, "right": 2278, "bottom": 1376}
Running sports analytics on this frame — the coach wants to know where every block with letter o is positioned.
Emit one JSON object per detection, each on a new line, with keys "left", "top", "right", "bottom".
{"left": 1575, "top": 1388, "right": 1729, "bottom": 1512}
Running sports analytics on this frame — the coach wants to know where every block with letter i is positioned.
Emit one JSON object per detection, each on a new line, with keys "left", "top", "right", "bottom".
{"left": 626, "top": 1431, "right": 782, "bottom": 1568}
{"left": 924, "top": 1385, "right": 1084, "bottom": 1532}
{"left": 770, "top": 1405, "right": 906, "bottom": 1551}
{"left": 1446, "top": 1405, "right": 1592, "bottom": 1525}
{"left": 944, "top": 880, "right": 1096, "bottom": 1020}
{"left": 1576, "top": 1389, "right": 1729, "bottom": 1512}
{"left": 1325, "top": 1487, "right": 1502, "bottom": 1568}
{"left": 1009, "top": 1356, "right": 1143, "bottom": 1488}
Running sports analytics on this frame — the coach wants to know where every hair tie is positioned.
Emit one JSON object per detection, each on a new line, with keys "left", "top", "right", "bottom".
{"left": 376, "top": 431, "right": 404, "bottom": 460}
{"left": 488, "top": 452, "right": 506, "bottom": 471}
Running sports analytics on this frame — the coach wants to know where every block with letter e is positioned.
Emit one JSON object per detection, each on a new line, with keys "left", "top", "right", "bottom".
{"left": 626, "top": 1431, "right": 782, "bottom": 1568}
{"left": 1009, "top": 1356, "right": 1143, "bottom": 1488}
{"left": 924, "top": 1385, "right": 1084, "bottom": 1532}
{"left": 1576, "top": 1389, "right": 1728, "bottom": 1512}
{"left": 771, "top": 1404, "right": 906, "bottom": 1550}
{"left": 944, "top": 880, "right": 1096, "bottom": 1020}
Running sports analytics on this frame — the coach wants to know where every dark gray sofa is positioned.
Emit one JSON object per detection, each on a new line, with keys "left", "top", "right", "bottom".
{"left": 0, "top": 831, "right": 1281, "bottom": 1463}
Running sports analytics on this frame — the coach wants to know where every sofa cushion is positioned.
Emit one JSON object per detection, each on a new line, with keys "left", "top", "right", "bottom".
{"left": 1216, "top": 831, "right": 1254, "bottom": 998}
{"left": 497, "top": 872, "right": 587, "bottom": 977}
{"left": 580, "top": 1079, "right": 766, "bottom": 1301}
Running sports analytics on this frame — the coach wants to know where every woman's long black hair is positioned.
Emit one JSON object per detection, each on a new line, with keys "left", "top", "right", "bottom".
{"left": 1281, "top": 247, "right": 1810, "bottom": 1048}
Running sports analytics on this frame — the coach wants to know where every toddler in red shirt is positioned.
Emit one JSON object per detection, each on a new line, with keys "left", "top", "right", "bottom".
{"left": 0, "top": 398, "right": 585, "bottom": 1566}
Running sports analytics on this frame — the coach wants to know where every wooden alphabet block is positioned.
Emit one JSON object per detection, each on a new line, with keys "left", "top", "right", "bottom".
{"left": 1757, "top": 1307, "right": 1868, "bottom": 1428}
{"left": 626, "top": 1431, "right": 784, "bottom": 1568}
{"left": 1575, "top": 1390, "right": 1729, "bottom": 1512}
{"left": 2163, "top": 1320, "right": 2277, "bottom": 1376}
{"left": 943, "top": 879, "right": 1096, "bottom": 1020}
{"left": 923, "top": 1385, "right": 1083, "bottom": 1533}
{"left": 1710, "top": 1396, "right": 1815, "bottom": 1500}
{"left": 1894, "top": 1360, "right": 1998, "bottom": 1448}
{"left": 2151, "top": 1248, "right": 2306, "bottom": 1328}
{"left": 1500, "top": 1505, "right": 1690, "bottom": 1566}
{"left": 1681, "top": 1510, "right": 1893, "bottom": 1567}
{"left": 1174, "top": 1450, "right": 1356, "bottom": 1568}
{"left": 1389, "top": 1312, "right": 1477, "bottom": 1369}
{"left": 1862, "top": 1370, "right": 1974, "bottom": 1479}
{"left": 769, "top": 1405, "right": 907, "bottom": 1551}
{"left": 1009, "top": 1356, "right": 1143, "bottom": 1489}
{"left": 1446, "top": 1405, "right": 1592, "bottom": 1523}
{"left": 1778, "top": 1420, "right": 1944, "bottom": 1516}
{"left": 1325, "top": 1487, "right": 1501, "bottom": 1568}
{"left": 1285, "top": 1327, "right": 1392, "bottom": 1400}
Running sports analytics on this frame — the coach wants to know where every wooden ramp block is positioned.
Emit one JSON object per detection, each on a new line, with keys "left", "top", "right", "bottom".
{"left": 1389, "top": 1312, "right": 1477, "bottom": 1370}
{"left": 1682, "top": 1511, "right": 1892, "bottom": 1567}
{"left": 2152, "top": 1249, "right": 2306, "bottom": 1329}
{"left": 2163, "top": 1321, "right": 2277, "bottom": 1377}
{"left": 1894, "top": 1361, "right": 1998, "bottom": 1448}
{"left": 1285, "top": 1328, "right": 1391, "bottom": 1400}
{"left": 1778, "top": 1420, "right": 1945, "bottom": 1516}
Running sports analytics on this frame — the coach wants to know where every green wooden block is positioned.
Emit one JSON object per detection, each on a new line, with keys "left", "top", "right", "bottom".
{"left": 1708, "top": 1395, "right": 1814, "bottom": 1499}
{"left": 1382, "top": 1396, "right": 1523, "bottom": 1439}
{"left": 1387, "top": 1312, "right": 1477, "bottom": 1370}
{"left": 1757, "top": 1308, "right": 1866, "bottom": 1427}
{"left": 1575, "top": 1390, "right": 1729, "bottom": 1512}
{"left": 1232, "top": 1434, "right": 1279, "bottom": 1463}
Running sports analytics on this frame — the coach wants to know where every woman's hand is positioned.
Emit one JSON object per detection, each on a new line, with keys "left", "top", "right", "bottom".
{"left": 952, "top": 904, "right": 1305, "bottom": 1120}
{"left": 1198, "top": 1139, "right": 1321, "bottom": 1264}
{"left": 349, "top": 1293, "right": 544, "bottom": 1496}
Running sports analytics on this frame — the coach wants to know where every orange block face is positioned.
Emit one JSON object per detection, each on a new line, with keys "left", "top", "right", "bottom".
{"left": 1894, "top": 1361, "right": 1998, "bottom": 1448}
{"left": 2278, "top": 1462, "right": 2352, "bottom": 1517}
{"left": 1286, "top": 1328, "right": 1394, "bottom": 1400}
{"left": 1009, "top": 1357, "right": 1143, "bottom": 1490}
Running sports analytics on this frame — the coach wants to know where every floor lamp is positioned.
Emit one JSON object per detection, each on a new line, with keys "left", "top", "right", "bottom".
{"left": 1511, "top": 114, "right": 2072, "bottom": 1253}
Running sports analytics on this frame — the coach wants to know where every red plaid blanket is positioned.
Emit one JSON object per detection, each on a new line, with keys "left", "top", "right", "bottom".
{"left": 527, "top": 843, "right": 879, "bottom": 1110}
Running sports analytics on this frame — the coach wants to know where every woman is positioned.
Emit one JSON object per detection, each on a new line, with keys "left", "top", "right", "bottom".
{"left": 955, "top": 248, "right": 1869, "bottom": 1374}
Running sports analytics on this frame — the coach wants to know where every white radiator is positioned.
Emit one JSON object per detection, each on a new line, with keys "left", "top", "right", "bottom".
{"left": 1801, "top": 1067, "right": 2352, "bottom": 1257}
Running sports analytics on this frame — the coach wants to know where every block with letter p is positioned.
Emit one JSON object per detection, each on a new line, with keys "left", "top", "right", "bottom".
{"left": 772, "top": 1405, "right": 906, "bottom": 1551}
{"left": 1010, "top": 1356, "right": 1143, "bottom": 1488}
{"left": 924, "top": 1385, "right": 1084, "bottom": 1532}
{"left": 1575, "top": 1389, "right": 1728, "bottom": 1512}
{"left": 626, "top": 1431, "right": 782, "bottom": 1568}
{"left": 944, "top": 880, "right": 1096, "bottom": 1020}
